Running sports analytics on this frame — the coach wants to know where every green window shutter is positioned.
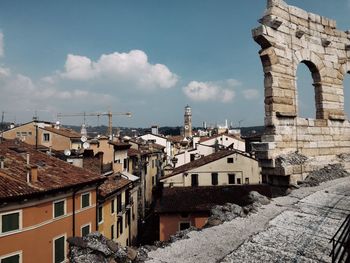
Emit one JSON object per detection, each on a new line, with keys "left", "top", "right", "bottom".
{"left": 54, "top": 236, "right": 65, "bottom": 263}
{"left": 1, "top": 254, "right": 20, "bottom": 263}
{"left": 82, "top": 225, "right": 90, "bottom": 237}
{"left": 54, "top": 201, "right": 65, "bottom": 218}
{"left": 2, "top": 213, "right": 19, "bottom": 233}
{"left": 82, "top": 193, "right": 90, "bottom": 208}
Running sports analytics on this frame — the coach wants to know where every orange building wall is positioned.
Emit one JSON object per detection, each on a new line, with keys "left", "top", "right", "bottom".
{"left": 0, "top": 189, "right": 97, "bottom": 263}
{"left": 159, "top": 213, "right": 208, "bottom": 241}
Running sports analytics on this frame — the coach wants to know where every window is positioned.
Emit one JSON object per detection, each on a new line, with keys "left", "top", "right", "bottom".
{"left": 81, "top": 224, "right": 90, "bottom": 237}
{"left": 111, "top": 224, "right": 115, "bottom": 240}
{"left": 53, "top": 235, "right": 65, "bottom": 263}
{"left": 81, "top": 192, "right": 90, "bottom": 208}
{"left": 53, "top": 200, "right": 65, "bottom": 218}
{"left": 1, "top": 211, "right": 21, "bottom": 233}
{"left": 111, "top": 199, "right": 115, "bottom": 214}
{"left": 211, "top": 173, "right": 218, "bottom": 186}
{"left": 228, "top": 174, "right": 235, "bottom": 184}
{"left": 28, "top": 132, "right": 32, "bottom": 136}
{"left": 98, "top": 205, "right": 103, "bottom": 224}
{"left": 43, "top": 133, "right": 50, "bottom": 142}
{"left": 21, "top": 132, "right": 27, "bottom": 136}
{"left": 237, "top": 178, "right": 241, "bottom": 185}
{"left": 152, "top": 160, "right": 155, "bottom": 168}
{"left": 191, "top": 174, "right": 198, "bottom": 187}
{"left": 245, "top": 178, "right": 249, "bottom": 184}
{"left": 179, "top": 222, "right": 190, "bottom": 231}
{"left": 227, "top": 157, "right": 234, "bottom": 163}
{"left": 117, "top": 194, "right": 122, "bottom": 213}
{"left": 124, "top": 158, "right": 128, "bottom": 170}
{"left": 190, "top": 154, "right": 195, "bottom": 162}
{"left": 0, "top": 252, "right": 21, "bottom": 263}
{"left": 117, "top": 217, "right": 123, "bottom": 236}
{"left": 16, "top": 132, "right": 20, "bottom": 138}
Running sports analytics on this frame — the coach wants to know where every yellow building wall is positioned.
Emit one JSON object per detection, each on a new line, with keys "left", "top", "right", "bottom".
{"left": 162, "top": 153, "right": 261, "bottom": 187}
{"left": 99, "top": 189, "right": 133, "bottom": 247}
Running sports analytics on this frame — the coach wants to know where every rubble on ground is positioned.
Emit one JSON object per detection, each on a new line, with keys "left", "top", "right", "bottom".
{"left": 300, "top": 163, "right": 350, "bottom": 187}
{"left": 276, "top": 152, "right": 308, "bottom": 167}
{"left": 68, "top": 232, "right": 140, "bottom": 263}
{"left": 206, "top": 191, "right": 270, "bottom": 226}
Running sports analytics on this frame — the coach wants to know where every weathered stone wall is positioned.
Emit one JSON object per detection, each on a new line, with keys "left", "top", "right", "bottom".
{"left": 252, "top": 0, "right": 350, "bottom": 184}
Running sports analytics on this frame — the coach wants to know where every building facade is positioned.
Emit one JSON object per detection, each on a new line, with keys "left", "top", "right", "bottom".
{"left": 0, "top": 140, "right": 105, "bottom": 263}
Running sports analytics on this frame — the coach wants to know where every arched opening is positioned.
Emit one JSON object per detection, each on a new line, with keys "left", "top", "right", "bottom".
{"left": 344, "top": 71, "right": 350, "bottom": 120}
{"left": 295, "top": 61, "right": 321, "bottom": 119}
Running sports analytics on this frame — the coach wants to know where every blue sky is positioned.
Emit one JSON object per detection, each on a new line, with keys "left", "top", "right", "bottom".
{"left": 0, "top": 0, "right": 349, "bottom": 128}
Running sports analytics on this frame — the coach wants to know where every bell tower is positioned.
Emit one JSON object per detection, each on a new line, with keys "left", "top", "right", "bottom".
{"left": 184, "top": 105, "right": 192, "bottom": 138}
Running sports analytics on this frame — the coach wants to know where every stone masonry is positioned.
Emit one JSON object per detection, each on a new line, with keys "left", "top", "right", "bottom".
{"left": 252, "top": 0, "right": 350, "bottom": 185}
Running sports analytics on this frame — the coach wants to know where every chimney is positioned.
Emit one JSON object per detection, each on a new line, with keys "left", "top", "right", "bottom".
{"left": 25, "top": 153, "right": 38, "bottom": 183}
{"left": 30, "top": 165, "right": 38, "bottom": 183}
{"left": 0, "top": 156, "right": 4, "bottom": 169}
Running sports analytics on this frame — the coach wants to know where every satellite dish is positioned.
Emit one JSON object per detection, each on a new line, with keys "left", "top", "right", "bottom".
{"left": 64, "top": 149, "right": 71, "bottom": 156}
{"left": 56, "top": 121, "right": 60, "bottom": 125}
{"left": 83, "top": 142, "right": 90, "bottom": 149}
{"left": 81, "top": 135, "right": 87, "bottom": 142}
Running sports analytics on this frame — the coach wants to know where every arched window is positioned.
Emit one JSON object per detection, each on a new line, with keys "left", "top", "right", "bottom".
{"left": 295, "top": 61, "right": 321, "bottom": 119}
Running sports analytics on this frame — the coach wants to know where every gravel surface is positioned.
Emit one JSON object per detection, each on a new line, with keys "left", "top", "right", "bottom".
{"left": 146, "top": 177, "right": 350, "bottom": 263}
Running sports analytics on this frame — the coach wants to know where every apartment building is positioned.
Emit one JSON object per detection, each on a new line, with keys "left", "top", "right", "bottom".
{"left": 0, "top": 139, "right": 105, "bottom": 263}
{"left": 97, "top": 173, "right": 139, "bottom": 247}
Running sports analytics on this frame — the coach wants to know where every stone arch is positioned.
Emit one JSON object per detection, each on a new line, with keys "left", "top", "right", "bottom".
{"left": 294, "top": 58, "right": 323, "bottom": 119}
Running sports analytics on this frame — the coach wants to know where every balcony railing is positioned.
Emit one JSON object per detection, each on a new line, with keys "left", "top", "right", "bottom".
{"left": 330, "top": 214, "right": 350, "bottom": 262}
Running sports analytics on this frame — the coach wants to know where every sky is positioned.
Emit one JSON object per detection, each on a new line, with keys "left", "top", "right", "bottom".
{"left": 0, "top": 0, "right": 349, "bottom": 128}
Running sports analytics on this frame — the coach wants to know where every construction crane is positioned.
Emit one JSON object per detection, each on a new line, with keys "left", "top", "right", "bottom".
{"left": 57, "top": 111, "right": 132, "bottom": 138}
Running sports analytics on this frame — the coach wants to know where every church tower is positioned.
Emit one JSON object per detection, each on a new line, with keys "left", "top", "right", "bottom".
{"left": 184, "top": 105, "right": 192, "bottom": 137}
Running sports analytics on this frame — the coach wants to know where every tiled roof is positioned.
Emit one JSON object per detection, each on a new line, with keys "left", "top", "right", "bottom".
{"left": 109, "top": 141, "right": 131, "bottom": 150}
{"left": 127, "top": 148, "right": 141, "bottom": 157}
{"left": 41, "top": 126, "right": 82, "bottom": 139}
{"left": 98, "top": 174, "right": 132, "bottom": 198}
{"left": 0, "top": 140, "right": 105, "bottom": 201}
{"left": 162, "top": 150, "right": 235, "bottom": 179}
{"left": 155, "top": 185, "right": 272, "bottom": 213}
{"left": 167, "top": 135, "right": 185, "bottom": 143}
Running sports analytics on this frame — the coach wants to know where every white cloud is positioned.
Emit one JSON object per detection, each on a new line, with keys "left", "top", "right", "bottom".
{"left": 0, "top": 32, "right": 3, "bottom": 57}
{"left": 59, "top": 50, "right": 178, "bottom": 90}
{"left": 183, "top": 80, "right": 236, "bottom": 103}
{"left": 0, "top": 71, "right": 114, "bottom": 114}
{"left": 242, "top": 89, "right": 259, "bottom": 100}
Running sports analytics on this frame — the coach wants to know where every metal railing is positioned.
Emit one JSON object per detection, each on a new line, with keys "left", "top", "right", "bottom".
{"left": 330, "top": 214, "right": 350, "bottom": 263}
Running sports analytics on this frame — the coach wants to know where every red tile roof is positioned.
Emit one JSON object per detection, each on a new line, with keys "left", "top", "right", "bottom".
{"left": 162, "top": 150, "right": 235, "bottom": 179}
{"left": 0, "top": 140, "right": 105, "bottom": 201}
{"left": 98, "top": 174, "right": 132, "bottom": 198}
{"left": 127, "top": 148, "right": 141, "bottom": 157}
{"left": 41, "top": 126, "right": 82, "bottom": 139}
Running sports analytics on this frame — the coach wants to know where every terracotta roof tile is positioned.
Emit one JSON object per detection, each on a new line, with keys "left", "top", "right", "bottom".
{"left": 0, "top": 140, "right": 105, "bottom": 201}
{"left": 162, "top": 150, "right": 235, "bottom": 179}
{"left": 41, "top": 126, "right": 82, "bottom": 139}
{"left": 98, "top": 175, "right": 131, "bottom": 198}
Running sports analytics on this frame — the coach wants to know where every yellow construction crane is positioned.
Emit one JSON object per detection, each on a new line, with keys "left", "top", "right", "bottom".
{"left": 57, "top": 110, "right": 132, "bottom": 138}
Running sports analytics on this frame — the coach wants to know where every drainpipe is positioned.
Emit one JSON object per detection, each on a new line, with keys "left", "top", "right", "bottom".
{"left": 35, "top": 123, "right": 38, "bottom": 150}
{"left": 72, "top": 190, "right": 76, "bottom": 237}
{"left": 96, "top": 185, "right": 99, "bottom": 231}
